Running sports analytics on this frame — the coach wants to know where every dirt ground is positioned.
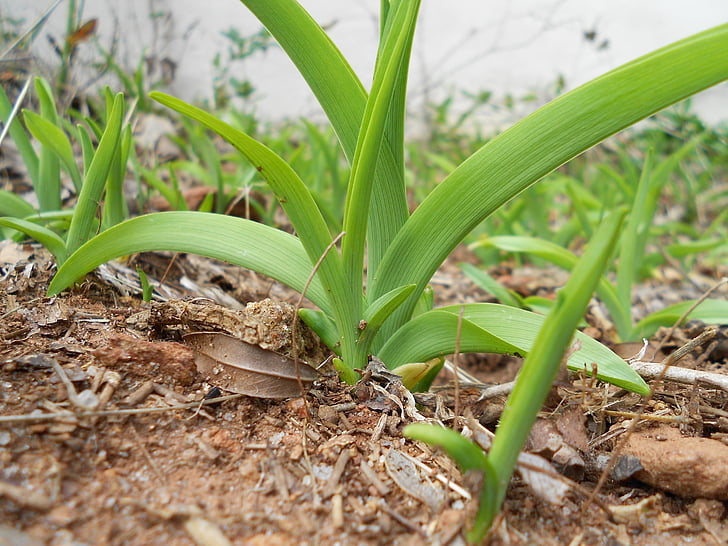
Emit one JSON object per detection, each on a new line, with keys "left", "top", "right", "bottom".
{"left": 1, "top": 240, "right": 728, "bottom": 546}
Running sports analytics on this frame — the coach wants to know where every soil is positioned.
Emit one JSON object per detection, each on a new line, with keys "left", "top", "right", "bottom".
{"left": 1, "top": 239, "right": 727, "bottom": 546}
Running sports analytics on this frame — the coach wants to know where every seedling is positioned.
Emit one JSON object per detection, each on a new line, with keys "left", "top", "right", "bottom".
{"left": 0, "top": 78, "right": 128, "bottom": 264}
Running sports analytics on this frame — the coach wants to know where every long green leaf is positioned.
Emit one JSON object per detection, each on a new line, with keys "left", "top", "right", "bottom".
{"left": 341, "top": 0, "right": 420, "bottom": 325}
{"left": 372, "top": 24, "right": 728, "bottom": 328}
{"left": 379, "top": 302, "right": 648, "bottom": 394}
{"left": 23, "top": 110, "right": 83, "bottom": 192}
{"left": 34, "top": 78, "right": 62, "bottom": 212}
{"left": 0, "top": 217, "right": 67, "bottom": 262}
{"left": 149, "top": 92, "right": 341, "bottom": 288}
{"left": 240, "top": 0, "right": 409, "bottom": 281}
{"left": 483, "top": 209, "right": 629, "bottom": 535}
{"left": 47, "top": 211, "right": 329, "bottom": 313}
{"left": 149, "top": 91, "right": 352, "bottom": 359}
{"left": 359, "top": 283, "right": 416, "bottom": 347}
{"left": 0, "top": 191, "right": 36, "bottom": 218}
{"left": 404, "top": 424, "right": 489, "bottom": 471}
{"left": 0, "top": 79, "right": 39, "bottom": 185}
{"left": 64, "top": 94, "right": 125, "bottom": 256}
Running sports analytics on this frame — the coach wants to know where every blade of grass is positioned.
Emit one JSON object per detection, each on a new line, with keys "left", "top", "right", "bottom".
{"left": 23, "top": 110, "right": 83, "bottom": 193}
{"left": 0, "top": 77, "right": 39, "bottom": 185}
{"left": 34, "top": 78, "right": 62, "bottom": 211}
{"left": 0, "top": 218, "right": 67, "bottom": 262}
{"left": 341, "top": 0, "right": 420, "bottom": 321}
{"left": 64, "top": 94, "right": 125, "bottom": 255}
{"left": 480, "top": 208, "right": 628, "bottom": 537}
{"left": 47, "top": 211, "right": 331, "bottom": 312}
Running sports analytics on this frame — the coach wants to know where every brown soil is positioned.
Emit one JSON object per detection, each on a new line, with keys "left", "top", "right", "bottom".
{"left": 1, "top": 242, "right": 728, "bottom": 545}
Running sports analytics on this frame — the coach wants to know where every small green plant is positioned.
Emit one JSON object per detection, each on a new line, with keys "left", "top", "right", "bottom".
{"left": 470, "top": 146, "right": 728, "bottom": 341}
{"left": 0, "top": 77, "right": 129, "bottom": 264}
{"left": 211, "top": 26, "right": 275, "bottom": 109}
{"left": 406, "top": 208, "right": 625, "bottom": 541}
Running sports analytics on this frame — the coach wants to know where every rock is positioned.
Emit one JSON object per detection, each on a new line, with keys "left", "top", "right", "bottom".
{"left": 621, "top": 424, "right": 728, "bottom": 500}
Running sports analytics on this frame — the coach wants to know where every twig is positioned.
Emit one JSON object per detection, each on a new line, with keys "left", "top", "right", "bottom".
{"left": 0, "top": 76, "right": 32, "bottom": 147}
{"left": 0, "top": 0, "right": 64, "bottom": 58}
{"left": 291, "top": 231, "right": 345, "bottom": 414}
{"left": 0, "top": 393, "right": 245, "bottom": 424}
{"left": 649, "top": 277, "right": 727, "bottom": 361}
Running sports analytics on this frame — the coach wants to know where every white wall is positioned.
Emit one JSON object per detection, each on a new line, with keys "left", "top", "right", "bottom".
{"left": 5, "top": 0, "right": 728, "bottom": 126}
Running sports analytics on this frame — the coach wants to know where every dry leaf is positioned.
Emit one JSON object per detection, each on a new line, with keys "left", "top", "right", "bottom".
{"left": 184, "top": 332, "right": 317, "bottom": 399}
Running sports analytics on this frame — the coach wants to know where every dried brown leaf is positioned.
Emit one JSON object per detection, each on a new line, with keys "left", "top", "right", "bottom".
{"left": 184, "top": 332, "right": 317, "bottom": 399}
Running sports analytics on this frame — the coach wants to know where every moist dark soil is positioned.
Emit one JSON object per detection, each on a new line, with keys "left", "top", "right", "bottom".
{"left": 1, "top": 241, "right": 727, "bottom": 546}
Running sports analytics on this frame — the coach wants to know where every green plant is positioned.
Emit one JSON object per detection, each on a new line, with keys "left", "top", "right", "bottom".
{"left": 405, "top": 208, "right": 625, "bottom": 541}
{"left": 471, "top": 144, "right": 728, "bottom": 341}
{"left": 50, "top": 0, "right": 719, "bottom": 393}
{"left": 211, "top": 26, "right": 276, "bottom": 109}
{"left": 0, "top": 77, "right": 128, "bottom": 263}
{"left": 43, "top": 5, "right": 728, "bottom": 536}
{"left": 47, "top": 2, "right": 728, "bottom": 390}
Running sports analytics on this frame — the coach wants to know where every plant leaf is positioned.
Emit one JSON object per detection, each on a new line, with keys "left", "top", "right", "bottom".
{"left": 149, "top": 92, "right": 344, "bottom": 311}
{"left": 483, "top": 208, "right": 629, "bottom": 533}
{"left": 379, "top": 302, "right": 649, "bottom": 394}
{"left": 23, "top": 109, "right": 83, "bottom": 192}
{"left": 631, "top": 299, "right": 728, "bottom": 340}
{"left": 404, "top": 423, "right": 489, "bottom": 471}
{"left": 65, "top": 93, "right": 124, "bottom": 256}
{"left": 341, "top": 0, "right": 420, "bottom": 305}
{"left": 0, "top": 217, "right": 67, "bottom": 262}
{"left": 46, "top": 211, "right": 330, "bottom": 313}
{"left": 372, "top": 24, "right": 728, "bottom": 334}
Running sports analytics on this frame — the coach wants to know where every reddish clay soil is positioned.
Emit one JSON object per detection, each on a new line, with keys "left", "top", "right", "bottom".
{"left": 1, "top": 242, "right": 727, "bottom": 545}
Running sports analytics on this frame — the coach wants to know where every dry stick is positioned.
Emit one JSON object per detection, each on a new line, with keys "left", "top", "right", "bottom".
{"left": 0, "top": 393, "right": 246, "bottom": 424}
{"left": 648, "top": 276, "right": 727, "bottom": 362}
{"left": 0, "top": 76, "right": 32, "bottom": 147}
{"left": 157, "top": 253, "right": 180, "bottom": 290}
{"left": 452, "top": 305, "right": 466, "bottom": 421}
{"left": 584, "top": 277, "right": 727, "bottom": 515}
{"left": 291, "top": 231, "right": 345, "bottom": 414}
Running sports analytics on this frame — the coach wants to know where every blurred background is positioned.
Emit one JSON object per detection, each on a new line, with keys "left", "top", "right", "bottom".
{"left": 4, "top": 0, "right": 728, "bottom": 131}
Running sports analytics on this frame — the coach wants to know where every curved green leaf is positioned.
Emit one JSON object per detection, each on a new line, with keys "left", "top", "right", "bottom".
{"left": 47, "top": 211, "right": 330, "bottom": 313}
{"left": 0, "top": 217, "right": 66, "bottom": 262}
{"left": 404, "top": 424, "right": 489, "bottom": 471}
{"left": 483, "top": 208, "right": 631, "bottom": 533}
{"left": 34, "top": 77, "right": 62, "bottom": 211}
{"left": 0, "top": 191, "right": 35, "bottom": 218}
{"left": 380, "top": 302, "right": 648, "bottom": 394}
{"left": 373, "top": 24, "right": 728, "bottom": 329}
{"left": 341, "top": 0, "right": 420, "bottom": 302}
{"left": 65, "top": 93, "right": 124, "bottom": 256}
{"left": 631, "top": 299, "right": 728, "bottom": 340}
{"left": 149, "top": 93, "right": 343, "bottom": 297}
{"left": 459, "top": 262, "right": 524, "bottom": 309}
{"left": 299, "top": 309, "right": 340, "bottom": 354}
{"left": 360, "top": 284, "right": 416, "bottom": 347}
{"left": 23, "top": 110, "right": 83, "bottom": 192}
